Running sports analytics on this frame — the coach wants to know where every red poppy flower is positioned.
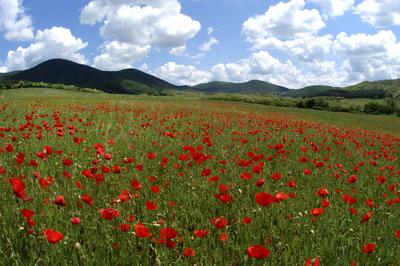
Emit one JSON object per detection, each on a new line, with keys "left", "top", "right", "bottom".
{"left": 365, "top": 199, "right": 374, "bottom": 208}
{"left": 183, "top": 247, "right": 196, "bottom": 257}
{"left": 255, "top": 178, "right": 265, "bottom": 187}
{"left": 219, "top": 232, "right": 228, "bottom": 242}
{"left": 271, "top": 172, "right": 282, "bottom": 180}
{"left": 256, "top": 192, "right": 275, "bottom": 206}
{"left": 147, "top": 152, "right": 156, "bottom": 159}
{"left": 274, "top": 192, "right": 288, "bottom": 202}
{"left": 242, "top": 217, "right": 252, "bottom": 224}
{"left": 117, "top": 189, "right": 132, "bottom": 203}
{"left": 10, "top": 178, "right": 29, "bottom": 200}
{"left": 100, "top": 208, "right": 120, "bottom": 220}
{"left": 135, "top": 223, "right": 152, "bottom": 238}
{"left": 348, "top": 174, "right": 357, "bottom": 183}
{"left": 70, "top": 217, "right": 81, "bottom": 225}
{"left": 219, "top": 194, "right": 233, "bottom": 203}
{"left": 362, "top": 243, "right": 375, "bottom": 254}
{"left": 151, "top": 185, "right": 160, "bottom": 193}
{"left": 43, "top": 229, "right": 64, "bottom": 244}
{"left": 20, "top": 209, "right": 35, "bottom": 219}
{"left": 194, "top": 229, "right": 209, "bottom": 238}
{"left": 304, "top": 169, "right": 311, "bottom": 175}
{"left": 394, "top": 230, "right": 400, "bottom": 238}
{"left": 131, "top": 179, "right": 142, "bottom": 190}
{"left": 304, "top": 257, "right": 320, "bottom": 266}
{"left": 160, "top": 227, "right": 177, "bottom": 240}
{"left": 81, "top": 194, "right": 93, "bottom": 206}
{"left": 310, "top": 208, "right": 324, "bottom": 217}
{"left": 288, "top": 180, "right": 297, "bottom": 187}
{"left": 54, "top": 195, "right": 66, "bottom": 206}
{"left": 211, "top": 217, "right": 228, "bottom": 229}
{"left": 120, "top": 224, "right": 131, "bottom": 232}
{"left": 146, "top": 201, "right": 157, "bottom": 211}
{"left": 62, "top": 158, "right": 73, "bottom": 166}
{"left": 361, "top": 212, "right": 372, "bottom": 224}
{"left": 246, "top": 245, "right": 270, "bottom": 259}
{"left": 317, "top": 187, "right": 329, "bottom": 197}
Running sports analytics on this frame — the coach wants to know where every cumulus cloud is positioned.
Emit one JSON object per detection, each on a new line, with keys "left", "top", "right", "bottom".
{"left": 0, "top": 0, "right": 34, "bottom": 41}
{"left": 81, "top": 0, "right": 200, "bottom": 70}
{"left": 0, "top": 63, "right": 6, "bottom": 73}
{"left": 80, "top": 0, "right": 200, "bottom": 48}
{"left": 93, "top": 41, "right": 150, "bottom": 70}
{"left": 207, "top": 27, "right": 214, "bottom": 36}
{"left": 333, "top": 30, "right": 400, "bottom": 82}
{"left": 199, "top": 37, "right": 219, "bottom": 53}
{"left": 4, "top": 27, "right": 87, "bottom": 71}
{"left": 242, "top": 0, "right": 325, "bottom": 42}
{"left": 211, "top": 51, "right": 303, "bottom": 85}
{"left": 355, "top": 0, "right": 400, "bottom": 28}
{"left": 252, "top": 35, "right": 333, "bottom": 62}
{"left": 309, "top": 0, "right": 354, "bottom": 18}
{"left": 211, "top": 51, "right": 347, "bottom": 88}
{"left": 169, "top": 45, "right": 186, "bottom": 56}
{"left": 154, "top": 62, "right": 212, "bottom": 86}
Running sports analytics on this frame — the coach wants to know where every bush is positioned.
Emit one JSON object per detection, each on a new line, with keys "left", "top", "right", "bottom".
{"left": 363, "top": 100, "right": 398, "bottom": 115}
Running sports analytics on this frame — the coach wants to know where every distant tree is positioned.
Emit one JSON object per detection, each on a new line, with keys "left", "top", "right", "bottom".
{"left": 304, "top": 99, "right": 316, "bottom": 109}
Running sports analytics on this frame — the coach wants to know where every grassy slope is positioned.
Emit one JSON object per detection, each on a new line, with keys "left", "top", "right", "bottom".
{"left": 1, "top": 88, "right": 399, "bottom": 136}
{"left": 194, "top": 80, "right": 289, "bottom": 94}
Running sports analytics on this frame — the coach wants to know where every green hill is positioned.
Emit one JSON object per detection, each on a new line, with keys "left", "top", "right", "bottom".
{"left": 285, "top": 80, "right": 400, "bottom": 99}
{"left": 0, "top": 71, "right": 20, "bottom": 80}
{"left": 194, "top": 80, "right": 289, "bottom": 94}
{"left": 283, "top": 85, "right": 339, "bottom": 98}
{"left": 2, "top": 59, "right": 400, "bottom": 98}
{"left": 5, "top": 59, "right": 178, "bottom": 95}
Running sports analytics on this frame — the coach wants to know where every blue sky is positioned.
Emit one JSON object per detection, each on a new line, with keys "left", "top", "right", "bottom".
{"left": 0, "top": 0, "right": 400, "bottom": 88}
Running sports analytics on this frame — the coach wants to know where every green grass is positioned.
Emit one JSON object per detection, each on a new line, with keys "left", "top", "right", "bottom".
{"left": 0, "top": 88, "right": 399, "bottom": 265}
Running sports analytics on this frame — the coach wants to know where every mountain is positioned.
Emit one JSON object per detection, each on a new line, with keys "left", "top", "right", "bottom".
{"left": 284, "top": 79, "right": 400, "bottom": 99}
{"left": 283, "top": 85, "right": 339, "bottom": 98}
{"left": 0, "top": 71, "right": 20, "bottom": 80}
{"left": 345, "top": 79, "right": 400, "bottom": 98}
{"left": 194, "top": 80, "right": 289, "bottom": 94}
{"left": 5, "top": 59, "right": 179, "bottom": 94}
{"left": 2, "top": 58, "right": 399, "bottom": 98}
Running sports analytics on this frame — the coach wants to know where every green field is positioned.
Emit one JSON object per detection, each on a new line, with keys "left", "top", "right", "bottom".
{"left": 2, "top": 88, "right": 398, "bottom": 135}
{"left": 0, "top": 88, "right": 399, "bottom": 265}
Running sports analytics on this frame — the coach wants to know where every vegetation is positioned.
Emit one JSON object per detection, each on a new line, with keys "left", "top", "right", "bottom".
{"left": 5, "top": 59, "right": 178, "bottom": 95}
{"left": 0, "top": 80, "right": 101, "bottom": 93}
{"left": 0, "top": 91, "right": 399, "bottom": 265}
{"left": 207, "top": 94, "right": 400, "bottom": 116}
{"left": 194, "top": 80, "right": 289, "bottom": 94}
{"left": 1, "top": 59, "right": 399, "bottom": 116}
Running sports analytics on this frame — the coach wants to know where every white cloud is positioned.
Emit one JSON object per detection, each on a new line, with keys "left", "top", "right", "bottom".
{"left": 155, "top": 61, "right": 212, "bottom": 86}
{"left": 169, "top": 45, "right": 186, "bottom": 56}
{"left": 211, "top": 51, "right": 302, "bottom": 85}
{"left": 80, "top": 0, "right": 200, "bottom": 48}
{"left": 0, "top": 0, "right": 34, "bottom": 41}
{"left": 199, "top": 37, "right": 219, "bottom": 52}
{"left": 4, "top": 27, "right": 87, "bottom": 71}
{"left": 333, "top": 30, "right": 400, "bottom": 82}
{"left": 252, "top": 35, "right": 333, "bottom": 62}
{"left": 93, "top": 41, "right": 150, "bottom": 70}
{"left": 210, "top": 50, "right": 350, "bottom": 88}
{"left": 355, "top": 0, "right": 400, "bottom": 28}
{"left": 0, "top": 64, "right": 6, "bottom": 73}
{"left": 309, "top": 0, "right": 354, "bottom": 18}
{"left": 140, "top": 63, "right": 149, "bottom": 72}
{"left": 207, "top": 27, "right": 214, "bottom": 36}
{"left": 242, "top": 0, "right": 325, "bottom": 42}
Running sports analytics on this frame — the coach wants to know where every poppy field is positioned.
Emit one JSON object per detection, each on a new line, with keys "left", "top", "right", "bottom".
{"left": 0, "top": 93, "right": 399, "bottom": 265}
